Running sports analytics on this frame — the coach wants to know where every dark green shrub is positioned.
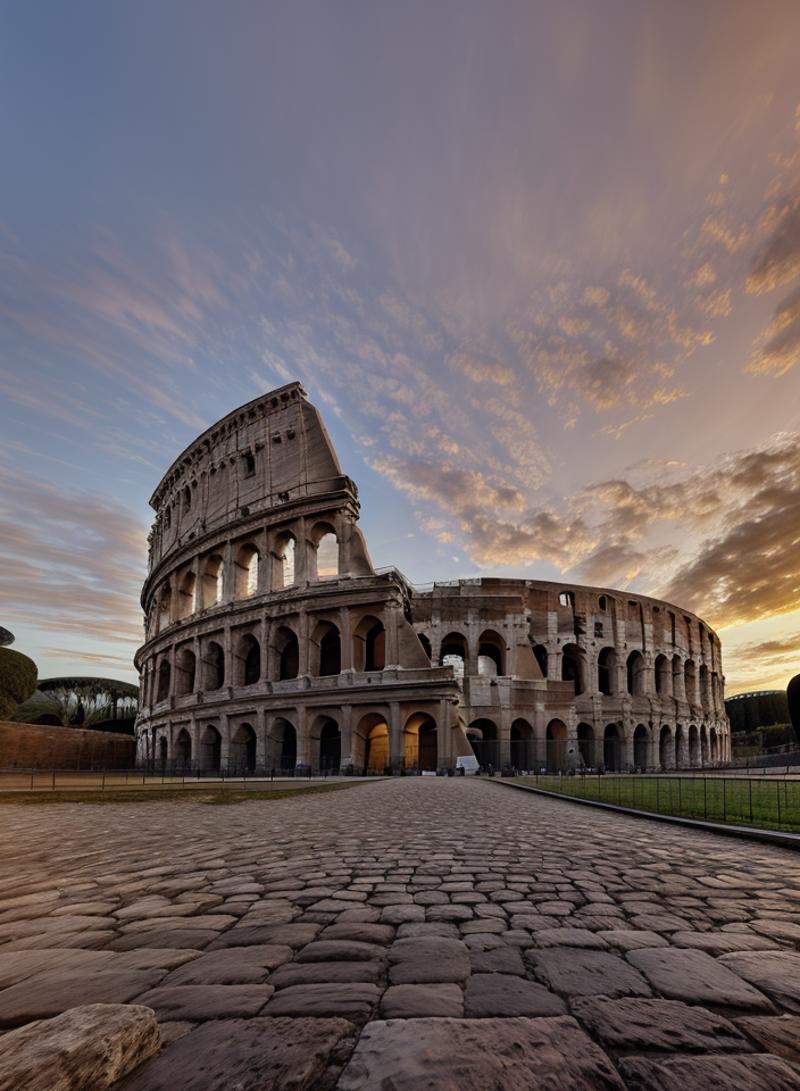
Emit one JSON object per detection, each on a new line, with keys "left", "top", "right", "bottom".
{"left": 0, "top": 647, "right": 38, "bottom": 719}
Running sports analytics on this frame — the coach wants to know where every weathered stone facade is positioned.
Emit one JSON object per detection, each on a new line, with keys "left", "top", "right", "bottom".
{"left": 134, "top": 383, "right": 730, "bottom": 773}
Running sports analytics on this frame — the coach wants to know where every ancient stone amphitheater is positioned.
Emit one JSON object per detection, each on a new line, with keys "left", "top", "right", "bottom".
{"left": 134, "top": 383, "right": 730, "bottom": 775}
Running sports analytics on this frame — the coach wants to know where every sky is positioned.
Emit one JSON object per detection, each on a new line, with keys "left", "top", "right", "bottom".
{"left": 2, "top": 1, "right": 800, "bottom": 695}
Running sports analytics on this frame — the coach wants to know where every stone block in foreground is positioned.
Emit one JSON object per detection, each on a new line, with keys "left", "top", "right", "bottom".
{"left": 337, "top": 1016, "right": 625, "bottom": 1090}
{"left": 0, "top": 1002, "right": 159, "bottom": 1090}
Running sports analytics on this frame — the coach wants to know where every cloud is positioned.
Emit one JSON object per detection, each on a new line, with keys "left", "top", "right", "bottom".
{"left": 746, "top": 194, "right": 800, "bottom": 294}
{"left": 747, "top": 283, "right": 800, "bottom": 376}
{"left": 446, "top": 352, "right": 515, "bottom": 386}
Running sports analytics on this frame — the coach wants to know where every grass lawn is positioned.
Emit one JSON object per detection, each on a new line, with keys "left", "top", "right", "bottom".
{"left": 516, "top": 774, "right": 800, "bottom": 833}
{"left": 0, "top": 781, "right": 373, "bottom": 806}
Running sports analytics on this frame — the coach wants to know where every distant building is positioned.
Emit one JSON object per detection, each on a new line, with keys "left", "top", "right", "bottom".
{"left": 134, "top": 383, "right": 731, "bottom": 774}
{"left": 725, "top": 690, "right": 790, "bottom": 734}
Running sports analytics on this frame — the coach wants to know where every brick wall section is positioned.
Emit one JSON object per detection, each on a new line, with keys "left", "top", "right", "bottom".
{"left": 0, "top": 722, "right": 135, "bottom": 770}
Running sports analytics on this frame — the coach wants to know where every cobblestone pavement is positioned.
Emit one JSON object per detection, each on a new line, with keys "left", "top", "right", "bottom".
{"left": 2, "top": 779, "right": 800, "bottom": 1089}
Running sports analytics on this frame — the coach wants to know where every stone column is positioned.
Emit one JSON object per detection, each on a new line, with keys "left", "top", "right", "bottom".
{"left": 439, "top": 699, "right": 450, "bottom": 768}
{"left": 298, "top": 611, "right": 310, "bottom": 677}
{"left": 222, "top": 541, "right": 234, "bottom": 602}
{"left": 384, "top": 604, "right": 401, "bottom": 668}
{"left": 339, "top": 704, "right": 353, "bottom": 769}
{"left": 256, "top": 707, "right": 268, "bottom": 770}
{"left": 339, "top": 608, "right": 353, "bottom": 670}
{"left": 219, "top": 712, "right": 231, "bottom": 771}
{"left": 295, "top": 704, "right": 309, "bottom": 768}
{"left": 389, "top": 703, "right": 403, "bottom": 770}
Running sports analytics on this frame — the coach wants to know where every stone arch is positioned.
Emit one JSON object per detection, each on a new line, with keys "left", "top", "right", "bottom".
{"left": 659, "top": 725, "right": 673, "bottom": 770}
{"left": 468, "top": 718, "right": 499, "bottom": 768}
{"left": 353, "top": 614, "right": 385, "bottom": 672}
{"left": 273, "top": 626, "right": 299, "bottom": 681}
{"left": 202, "top": 554, "right": 224, "bottom": 608}
{"left": 700, "top": 724, "right": 709, "bottom": 766}
{"left": 199, "top": 724, "right": 222, "bottom": 772}
{"left": 311, "top": 619, "right": 342, "bottom": 677}
{"left": 633, "top": 724, "right": 649, "bottom": 770}
{"left": 156, "top": 658, "right": 171, "bottom": 703}
{"left": 310, "top": 522, "right": 339, "bottom": 580}
{"left": 576, "top": 723, "right": 595, "bottom": 768}
{"left": 177, "top": 570, "right": 196, "bottom": 619}
{"left": 699, "top": 664, "right": 710, "bottom": 711}
{"left": 234, "top": 543, "right": 259, "bottom": 599}
{"left": 598, "top": 648, "right": 616, "bottom": 696}
{"left": 271, "top": 718, "right": 297, "bottom": 772}
{"left": 532, "top": 644, "right": 549, "bottom": 678}
{"left": 626, "top": 651, "right": 646, "bottom": 696}
{"left": 604, "top": 723, "right": 624, "bottom": 771}
{"left": 674, "top": 722, "right": 686, "bottom": 767}
{"left": 688, "top": 723, "right": 700, "bottom": 766}
{"left": 175, "top": 728, "right": 192, "bottom": 769}
{"left": 477, "top": 630, "right": 505, "bottom": 677}
{"left": 158, "top": 735, "right": 168, "bottom": 769}
{"left": 684, "top": 659, "right": 697, "bottom": 703}
{"left": 230, "top": 722, "right": 257, "bottom": 773}
{"left": 158, "top": 582, "right": 172, "bottom": 631}
{"left": 710, "top": 727, "right": 718, "bottom": 763}
{"left": 511, "top": 718, "right": 534, "bottom": 770}
{"left": 561, "top": 643, "right": 586, "bottom": 695}
{"left": 175, "top": 646, "right": 196, "bottom": 696}
{"left": 273, "top": 532, "right": 296, "bottom": 590}
{"left": 353, "top": 711, "right": 390, "bottom": 772}
{"left": 546, "top": 719, "right": 568, "bottom": 772}
{"left": 404, "top": 712, "right": 437, "bottom": 771}
{"left": 311, "top": 715, "right": 341, "bottom": 773}
{"left": 204, "top": 640, "right": 225, "bottom": 690}
{"left": 439, "top": 631, "right": 468, "bottom": 680}
{"left": 236, "top": 633, "right": 261, "bottom": 686}
{"left": 654, "top": 654, "right": 670, "bottom": 696}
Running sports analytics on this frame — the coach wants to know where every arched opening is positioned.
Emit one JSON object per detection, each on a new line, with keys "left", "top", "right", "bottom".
{"left": 312, "top": 620, "right": 342, "bottom": 677}
{"left": 659, "top": 725, "right": 673, "bottom": 770}
{"left": 561, "top": 644, "right": 586, "bottom": 695}
{"left": 627, "top": 651, "right": 645, "bottom": 696}
{"left": 202, "top": 555, "right": 224, "bottom": 608}
{"left": 175, "top": 646, "right": 196, "bottom": 696}
{"left": 274, "top": 534, "right": 296, "bottom": 589}
{"left": 710, "top": 728, "right": 718, "bottom": 763}
{"left": 314, "top": 717, "right": 341, "bottom": 774}
{"left": 688, "top": 723, "right": 699, "bottom": 767}
{"left": 633, "top": 724, "right": 649, "bottom": 770}
{"left": 156, "top": 659, "right": 171, "bottom": 703}
{"left": 674, "top": 723, "right": 686, "bottom": 767}
{"left": 700, "top": 724, "right": 709, "bottom": 766}
{"left": 204, "top": 641, "right": 225, "bottom": 690}
{"left": 182, "top": 485, "right": 192, "bottom": 514}
{"left": 654, "top": 654, "right": 670, "bottom": 696}
{"left": 532, "top": 644, "right": 549, "bottom": 677}
{"left": 439, "top": 631, "right": 467, "bottom": 680}
{"left": 177, "top": 571, "right": 196, "bottom": 619}
{"left": 354, "top": 713, "right": 390, "bottom": 773}
{"left": 404, "top": 712, "right": 437, "bottom": 771}
{"left": 158, "top": 736, "right": 168, "bottom": 769}
{"left": 684, "top": 659, "right": 696, "bottom": 703}
{"left": 230, "top": 722, "right": 257, "bottom": 773}
{"left": 274, "top": 626, "right": 299, "bottom": 681}
{"left": 699, "top": 665, "right": 710, "bottom": 711}
{"left": 577, "top": 723, "right": 595, "bottom": 768}
{"left": 477, "top": 630, "right": 505, "bottom": 676}
{"left": 175, "top": 729, "right": 192, "bottom": 770}
{"left": 672, "top": 654, "right": 682, "bottom": 697}
{"left": 312, "top": 524, "right": 339, "bottom": 580}
{"left": 158, "top": 582, "right": 172, "bottom": 631}
{"left": 510, "top": 719, "right": 534, "bottom": 770}
{"left": 271, "top": 718, "right": 297, "bottom": 773}
{"left": 468, "top": 719, "right": 499, "bottom": 769}
{"left": 234, "top": 544, "right": 259, "bottom": 599}
{"left": 598, "top": 648, "right": 616, "bottom": 696}
{"left": 353, "top": 615, "right": 385, "bottom": 672}
{"left": 237, "top": 633, "right": 261, "bottom": 686}
{"left": 200, "top": 725, "right": 221, "bottom": 772}
{"left": 546, "top": 719, "right": 568, "bottom": 772}
{"left": 604, "top": 723, "right": 623, "bottom": 771}
{"left": 418, "top": 633, "right": 432, "bottom": 661}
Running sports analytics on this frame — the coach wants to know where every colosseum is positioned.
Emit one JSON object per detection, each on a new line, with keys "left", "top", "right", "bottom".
{"left": 134, "top": 382, "right": 731, "bottom": 775}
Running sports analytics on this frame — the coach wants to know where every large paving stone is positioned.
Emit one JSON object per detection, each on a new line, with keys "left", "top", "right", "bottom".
{"left": 133, "top": 985, "right": 274, "bottom": 1020}
{"left": 162, "top": 945, "right": 292, "bottom": 985}
{"left": 464, "top": 973, "right": 566, "bottom": 1017}
{"left": 262, "top": 983, "right": 380, "bottom": 1019}
{"left": 109, "top": 930, "right": 218, "bottom": 951}
{"left": 527, "top": 948, "right": 651, "bottom": 999}
{"left": 571, "top": 997, "right": 752, "bottom": 1053}
{"left": 598, "top": 930, "right": 669, "bottom": 951}
{"left": 116, "top": 1017, "right": 355, "bottom": 1091}
{"left": 380, "top": 984, "right": 464, "bottom": 1018}
{"left": 736, "top": 1015, "right": 800, "bottom": 1064}
{"left": 619, "top": 1053, "right": 800, "bottom": 1090}
{"left": 206, "top": 923, "right": 319, "bottom": 949}
{"left": 337, "top": 1016, "right": 624, "bottom": 1089}
{"left": 0, "top": 969, "right": 166, "bottom": 1028}
{"left": 267, "top": 961, "right": 383, "bottom": 987}
{"left": 535, "top": 928, "right": 609, "bottom": 948}
{"left": 0, "top": 1003, "right": 159, "bottom": 1090}
{"left": 387, "top": 937, "right": 470, "bottom": 984}
{"left": 296, "top": 940, "right": 383, "bottom": 963}
{"left": 719, "top": 952, "right": 800, "bottom": 1011}
{"left": 469, "top": 945, "right": 525, "bottom": 975}
{"left": 628, "top": 948, "right": 772, "bottom": 1009}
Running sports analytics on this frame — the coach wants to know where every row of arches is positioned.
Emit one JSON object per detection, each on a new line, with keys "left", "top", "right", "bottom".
{"left": 419, "top": 629, "right": 507, "bottom": 678}
{"left": 465, "top": 717, "right": 725, "bottom": 773}
{"left": 151, "top": 615, "right": 386, "bottom": 704}
{"left": 155, "top": 709, "right": 440, "bottom": 774}
{"left": 549, "top": 645, "right": 719, "bottom": 708}
{"left": 153, "top": 523, "right": 342, "bottom": 634}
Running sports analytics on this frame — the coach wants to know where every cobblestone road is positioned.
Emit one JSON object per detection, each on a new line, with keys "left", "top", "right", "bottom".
{"left": 2, "top": 778, "right": 800, "bottom": 1089}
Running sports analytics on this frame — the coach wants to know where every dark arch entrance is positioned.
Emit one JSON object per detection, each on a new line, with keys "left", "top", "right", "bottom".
{"left": 468, "top": 719, "right": 499, "bottom": 769}
{"left": 404, "top": 713, "right": 437, "bottom": 771}
{"left": 317, "top": 717, "right": 341, "bottom": 774}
